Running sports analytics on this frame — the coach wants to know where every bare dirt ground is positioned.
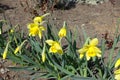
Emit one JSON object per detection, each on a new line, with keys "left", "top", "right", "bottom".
{"left": 0, "top": 0, "right": 120, "bottom": 80}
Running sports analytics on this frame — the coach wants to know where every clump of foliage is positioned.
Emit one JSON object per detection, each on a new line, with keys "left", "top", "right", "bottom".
{"left": 0, "top": 13, "right": 120, "bottom": 80}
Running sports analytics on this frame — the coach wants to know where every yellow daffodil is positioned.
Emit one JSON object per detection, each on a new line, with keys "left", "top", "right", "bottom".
{"left": 78, "top": 38, "right": 101, "bottom": 60}
{"left": 27, "top": 23, "right": 45, "bottom": 39}
{"left": 2, "top": 41, "right": 10, "bottom": 59}
{"left": 58, "top": 27, "right": 66, "bottom": 38}
{"left": 46, "top": 40, "right": 63, "bottom": 54}
{"left": 14, "top": 40, "right": 27, "bottom": 54}
{"left": 114, "top": 69, "right": 120, "bottom": 80}
{"left": 33, "top": 13, "right": 50, "bottom": 24}
{"left": 115, "top": 58, "right": 120, "bottom": 68}
{"left": 58, "top": 22, "right": 67, "bottom": 38}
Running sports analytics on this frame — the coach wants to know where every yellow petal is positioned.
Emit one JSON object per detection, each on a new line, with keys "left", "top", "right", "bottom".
{"left": 49, "top": 46, "right": 57, "bottom": 53}
{"left": 115, "top": 58, "right": 120, "bottom": 68}
{"left": 114, "top": 69, "right": 120, "bottom": 74}
{"left": 87, "top": 47, "right": 97, "bottom": 57}
{"left": 78, "top": 45, "right": 89, "bottom": 59}
{"left": 27, "top": 23, "right": 37, "bottom": 29}
{"left": 46, "top": 40, "right": 54, "bottom": 46}
{"left": 80, "top": 53, "right": 84, "bottom": 59}
{"left": 86, "top": 53, "right": 91, "bottom": 60}
{"left": 53, "top": 42, "right": 63, "bottom": 54}
{"left": 90, "top": 38, "right": 98, "bottom": 46}
{"left": 97, "top": 53, "right": 101, "bottom": 57}
{"left": 39, "top": 26, "right": 45, "bottom": 31}
{"left": 78, "top": 48, "right": 87, "bottom": 54}
{"left": 38, "top": 31, "right": 42, "bottom": 39}
{"left": 96, "top": 48, "right": 102, "bottom": 57}
{"left": 28, "top": 23, "right": 40, "bottom": 36}
{"left": 27, "top": 23, "right": 32, "bottom": 29}
{"left": 94, "top": 47, "right": 101, "bottom": 53}
{"left": 29, "top": 26, "right": 39, "bottom": 36}
{"left": 54, "top": 42, "right": 61, "bottom": 49}
{"left": 78, "top": 48, "right": 85, "bottom": 59}
{"left": 115, "top": 74, "right": 120, "bottom": 80}
{"left": 46, "top": 40, "right": 63, "bottom": 54}
{"left": 114, "top": 69, "right": 120, "bottom": 80}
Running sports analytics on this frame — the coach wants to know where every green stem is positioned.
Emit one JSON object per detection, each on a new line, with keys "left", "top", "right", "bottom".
{"left": 84, "top": 60, "right": 88, "bottom": 77}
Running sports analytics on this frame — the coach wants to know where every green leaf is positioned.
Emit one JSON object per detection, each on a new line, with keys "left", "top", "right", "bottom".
{"left": 29, "top": 38, "right": 42, "bottom": 53}
{"left": 71, "top": 76, "right": 95, "bottom": 80}
{"left": 31, "top": 73, "right": 56, "bottom": 80}
{"left": 46, "top": 23, "right": 59, "bottom": 40}
{"left": 48, "top": 52, "right": 74, "bottom": 76}
{"left": 19, "top": 55, "right": 39, "bottom": 66}
{"left": 87, "top": 67, "right": 96, "bottom": 79}
{"left": 101, "top": 39, "right": 106, "bottom": 57}
{"left": 8, "top": 66, "right": 35, "bottom": 71}
{"left": 81, "top": 25, "right": 87, "bottom": 40}
{"left": 8, "top": 53, "right": 26, "bottom": 64}
{"left": 108, "top": 38, "right": 117, "bottom": 68}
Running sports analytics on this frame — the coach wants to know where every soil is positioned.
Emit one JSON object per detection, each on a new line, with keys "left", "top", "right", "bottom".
{"left": 0, "top": 0, "right": 120, "bottom": 80}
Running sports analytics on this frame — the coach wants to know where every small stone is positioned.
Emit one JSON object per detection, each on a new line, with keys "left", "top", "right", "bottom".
{"left": 0, "top": 68, "right": 9, "bottom": 74}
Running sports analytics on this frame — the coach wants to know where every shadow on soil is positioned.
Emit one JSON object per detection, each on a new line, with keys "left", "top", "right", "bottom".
{"left": 54, "top": 0, "right": 77, "bottom": 10}
{"left": 0, "top": 3, "right": 15, "bottom": 13}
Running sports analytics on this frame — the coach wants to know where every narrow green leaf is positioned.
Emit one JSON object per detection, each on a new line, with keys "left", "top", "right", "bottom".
{"left": 108, "top": 38, "right": 117, "bottom": 68}
{"left": 81, "top": 25, "right": 87, "bottom": 40}
{"left": 8, "top": 53, "right": 26, "bottom": 64}
{"left": 71, "top": 76, "right": 95, "bottom": 80}
{"left": 87, "top": 67, "right": 97, "bottom": 80}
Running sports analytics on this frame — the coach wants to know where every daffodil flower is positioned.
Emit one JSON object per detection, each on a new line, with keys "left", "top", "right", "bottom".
{"left": 33, "top": 13, "right": 50, "bottom": 24}
{"left": 78, "top": 38, "right": 101, "bottom": 60}
{"left": 14, "top": 40, "right": 27, "bottom": 54}
{"left": 46, "top": 40, "right": 63, "bottom": 54}
{"left": 115, "top": 58, "right": 120, "bottom": 68}
{"left": 114, "top": 69, "right": 120, "bottom": 80}
{"left": 27, "top": 23, "right": 45, "bottom": 39}
{"left": 58, "top": 22, "right": 66, "bottom": 38}
{"left": 2, "top": 41, "right": 10, "bottom": 59}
